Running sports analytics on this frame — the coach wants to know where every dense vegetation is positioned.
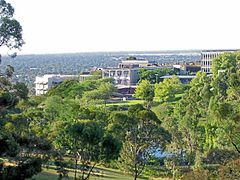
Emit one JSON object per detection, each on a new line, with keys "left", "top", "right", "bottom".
{"left": 1, "top": 1, "right": 240, "bottom": 179}
{"left": 2, "top": 52, "right": 240, "bottom": 180}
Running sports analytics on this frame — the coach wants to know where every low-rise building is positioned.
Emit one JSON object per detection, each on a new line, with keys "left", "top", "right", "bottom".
{"left": 173, "top": 63, "right": 201, "bottom": 75}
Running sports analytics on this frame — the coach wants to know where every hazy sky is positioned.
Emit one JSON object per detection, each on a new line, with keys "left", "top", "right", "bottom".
{"left": 6, "top": 0, "right": 240, "bottom": 54}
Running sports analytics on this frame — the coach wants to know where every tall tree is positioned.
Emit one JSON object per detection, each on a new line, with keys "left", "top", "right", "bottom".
{"left": 133, "top": 80, "right": 154, "bottom": 108}
{"left": 0, "top": 0, "right": 24, "bottom": 51}
{"left": 155, "top": 75, "right": 183, "bottom": 102}
{"left": 57, "top": 120, "right": 121, "bottom": 180}
{"left": 138, "top": 68, "right": 176, "bottom": 84}
{"left": 209, "top": 52, "right": 240, "bottom": 154}
{"left": 82, "top": 82, "right": 116, "bottom": 105}
{"left": 118, "top": 104, "right": 171, "bottom": 180}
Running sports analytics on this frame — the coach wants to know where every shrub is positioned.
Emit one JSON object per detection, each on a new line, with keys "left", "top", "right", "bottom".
{"left": 218, "top": 159, "right": 240, "bottom": 179}
{"left": 203, "top": 148, "right": 239, "bottom": 165}
{"left": 180, "top": 168, "right": 212, "bottom": 180}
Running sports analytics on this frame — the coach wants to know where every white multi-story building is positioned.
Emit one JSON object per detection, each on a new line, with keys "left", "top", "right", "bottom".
{"left": 102, "top": 67, "right": 139, "bottom": 87}
{"left": 102, "top": 59, "right": 160, "bottom": 88}
{"left": 201, "top": 50, "right": 238, "bottom": 73}
{"left": 35, "top": 74, "right": 78, "bottom": 95}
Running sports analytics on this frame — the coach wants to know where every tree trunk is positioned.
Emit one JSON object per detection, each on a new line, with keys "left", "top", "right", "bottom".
{"left": 74, "top": 158, "right": 78, "bottom": 180}
{"left": 81, "top": 171, "right": 85, "bottom": 180}
{"left": 84, "top": 163, "right": 97, "bottom": 180}
{"left": 134, "top": 163, "right": 138, "bottom": 180}
{"left": 172, "top": 163, "right": 176, "bottom": 180}
{"left": 134, "top": 172, "right": 138, "bottom": 180}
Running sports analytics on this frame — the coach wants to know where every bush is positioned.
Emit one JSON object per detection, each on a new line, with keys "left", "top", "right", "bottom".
{"left": 180, "top": 168, "right": 213, "bottom": 180}
{"left": 203, "top": 148, "right": 239, "bottom": 165}
{"left": 0, "top": 158, "right": 42, "bottom": 180}
{"left": 218, "top": 159, "right": 240, "bottom": 179}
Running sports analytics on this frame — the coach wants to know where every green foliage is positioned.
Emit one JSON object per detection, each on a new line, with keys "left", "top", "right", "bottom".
{"left": 0, "top": 0, "right": 24, "bottom": 50}
{"left": 138, "top": 68, "right": 176, "bottom": 84}
{"left": 101, "top": 133, "right": 122, "bottom": 162}
{"left": 16, "top": 95, "right": 46, "bottom": 110}
{"left": 203, "top": 148, "right": 239, "bottom": 165}
{"left": 211, "top": 52, "right": 240, "bottom": 75}
{"left": 107, "top": 111, "right": 130, "bottom": 140}
{"left": 155, "top": 75, "right": 183, "bottom": 102}
{"left": 90, "top": 70, "right": 102, "bottom": 77}
{"left": 0, "top": 157, "right": 42, "bottom": 180}
{"left": 0, "top": 91, "right": 17, "bottom": 108}
{"left": 180, "top": 168, "right": 213, "bottom": 180}
{"left": 47, "top": 79, "right": 86, "bottom": 98}
{"left": 133, "top": 80, "right": 154, "bottom": 107}
{"left": 82, "top": 82, "right": 116, "bottom": 104}
{"left": 0, "top": 129, "right": 19, "bottom": 157}
{"left": 57, "top": 119, "right": 121, "bottom": 180}
{"left": 47, "top": 78, "right": 116, "bottom": 103}
{"left": 153, "top": 52, "right": 240, "bottom": 172}
{"left": 6, "top": 65, "right": 14, "bottom": 78}
{"left": 13, "top": 82, "right": 29, "bottom": 100}
{"left": 118, "top": 104, "right": 171, "bottom": 179}
{"left": 0, "top": 2, "right": 53, "bottom": 180}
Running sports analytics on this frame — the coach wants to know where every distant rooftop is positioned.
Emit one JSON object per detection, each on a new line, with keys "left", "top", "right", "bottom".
{"left": 160, "top": 75, "right": 197, "bottom": 79}
{"left": 201, "top": 49, "right": 240, "bottom": 53}
{"left": 38, "top": 74, "right": 78, "bottom": 78}
{"left": 121, "top": 60, "right": 149, "bottom": 64}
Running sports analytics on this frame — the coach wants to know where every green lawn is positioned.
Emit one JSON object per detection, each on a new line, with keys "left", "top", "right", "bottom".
{"left": 31, "top": 167, "right": 148, "bottom": 180}
{"left": 106, "top": 99, "right": 144, "bottom": 106}
{"left": 106, "top": 94, "right": 183, "bottom": 108}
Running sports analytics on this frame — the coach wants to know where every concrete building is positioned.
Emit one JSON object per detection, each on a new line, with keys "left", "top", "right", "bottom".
{"left": 35, "top": 74, "right": 78, "bottom": 95}
{"left": 201, "top": 49, "right": 238, "bottom": 73}
{"left": 173, "top": 63, "right": 201, "bottom": 75}
{"left": 102, "top": 67, "right": 139, "bottom": 87}
{"left": 102, "top": 58, "right": 160, "bottom": 88}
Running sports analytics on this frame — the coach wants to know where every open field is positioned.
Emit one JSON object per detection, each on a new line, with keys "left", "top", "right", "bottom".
{"left": 31, "top": 167, "right": 148, "bottom": 180}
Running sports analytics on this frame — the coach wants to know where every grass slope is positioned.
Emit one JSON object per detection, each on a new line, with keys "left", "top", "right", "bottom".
{"left": 31, "top": 167, "right": 147, "bottom": 180}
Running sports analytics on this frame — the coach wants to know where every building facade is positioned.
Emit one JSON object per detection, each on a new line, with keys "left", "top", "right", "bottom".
{"left": 201, "top": 50, "right": 238, "bottom": 73}
{"left": 102, "top": 68, "right": 139, "bottom": 87}
{"left": 102, "top": 59, "right": 160, "bottom": 88}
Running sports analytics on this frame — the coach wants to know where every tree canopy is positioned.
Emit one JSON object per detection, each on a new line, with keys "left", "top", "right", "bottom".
{"left": 0, "top": 0, "right": 24, "bottom": 50}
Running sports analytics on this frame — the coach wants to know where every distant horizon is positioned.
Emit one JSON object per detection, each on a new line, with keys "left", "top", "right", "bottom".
{"left": 3, "top": 48, "right": 238, "bottom": 57}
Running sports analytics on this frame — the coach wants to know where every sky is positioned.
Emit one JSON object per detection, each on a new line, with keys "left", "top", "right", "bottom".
{"left": 5, "top": 0, "right": 240, "bottom": 55}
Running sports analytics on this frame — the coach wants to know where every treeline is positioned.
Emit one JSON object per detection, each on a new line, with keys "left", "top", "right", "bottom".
{"left": 135, "top": 52, "right": 240, "bottom": 179}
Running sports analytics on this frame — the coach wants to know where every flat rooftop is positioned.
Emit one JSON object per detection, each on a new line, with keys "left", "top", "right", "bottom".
{"left": 201, "top": 49, "right": 239, "bottom": 53}
{"left": 160, "top": 75, "right": 196, "bottom": 79}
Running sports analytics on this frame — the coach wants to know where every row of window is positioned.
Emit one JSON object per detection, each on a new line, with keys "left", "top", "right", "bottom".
{"left": 104, "top": 70, "right": 130, "bottom": 77}
{"left": 202, "top": 53, "right": 220, "bottom": 59}
{"left": 115, "top": 79, "right": 130, "bottom": 85}
{"left": 201, "top": 67, "right": 211, "bottom": 73}
{"left": 201, "top": 60, "right": 212, "bottom": 66}
{"left": 111, "top": 71, "right": 129, "bottom": 77}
